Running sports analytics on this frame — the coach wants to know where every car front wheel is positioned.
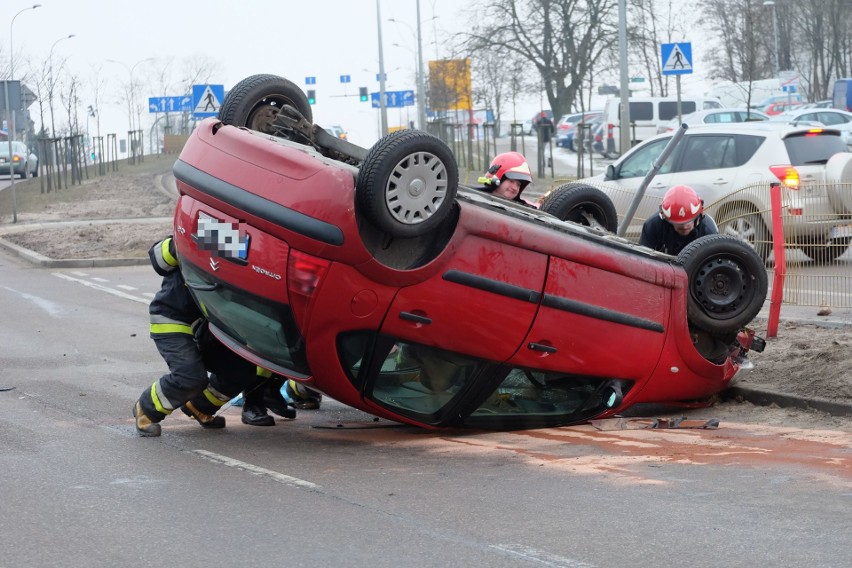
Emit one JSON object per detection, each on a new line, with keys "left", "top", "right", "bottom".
{"left": 677, "top": 234, "right": 768, "bottom": 337}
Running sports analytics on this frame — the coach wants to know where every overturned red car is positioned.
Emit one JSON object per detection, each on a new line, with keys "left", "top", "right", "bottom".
{"left": 171, "top": 74, "right": 767, "bottom": 430}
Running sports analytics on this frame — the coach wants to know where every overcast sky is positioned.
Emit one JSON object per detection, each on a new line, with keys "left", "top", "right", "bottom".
{"left": 9, "top": 0, "right": 714, "bottom": 149}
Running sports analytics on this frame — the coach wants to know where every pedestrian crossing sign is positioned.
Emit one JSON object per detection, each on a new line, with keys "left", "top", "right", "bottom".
{"left": 661, "top": 43, "right": 693, "bottom": 76}
{"left": 192, "top": 84, "right": 225, "bottom": 118}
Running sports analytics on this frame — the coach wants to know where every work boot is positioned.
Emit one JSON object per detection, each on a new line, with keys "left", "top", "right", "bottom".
{"left": 284, "top": 380, "right": 323, "bottom": 410}
{"left": 263, "top": 388, "right": 297, "bottom": 419}
{"left": 133, "top": 401, "right": 161, "bottom": 437}
{"left": 241, "top": 404, "right": 275, "bottom": 426}
{"left": 181, "top": 401, "right": 226, "bottom": 429}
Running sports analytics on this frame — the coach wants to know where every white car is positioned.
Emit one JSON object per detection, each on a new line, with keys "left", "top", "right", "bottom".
{"left": 769, "top": 107, "right": 852, "bottom": 148}
{"left": 0, "top": 140, "right": 38, "bottom": 179}
{"left": 544, "top": 122, "right": 852, "bottom": 262}
{"left": 657, "top": 108, "right": 769, "bottom": 134}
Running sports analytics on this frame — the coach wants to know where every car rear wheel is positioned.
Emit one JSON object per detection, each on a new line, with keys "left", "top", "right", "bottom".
{"left": 677, "top": 235, "right": 768, "bottom": 337}
{"left": 539, "top": 183, "right": 618, "bottom": 233}
{"left": 356, "top": 130, "right": 458, "bottom": 238}
{"left": 799, "top": 237, "right": 851, "bottom": 263}
{"left": 716, "top": 205, "right": 772, "bottom": 262}
{"left": 217, "top": 74, "right": 312, "bottom": 134}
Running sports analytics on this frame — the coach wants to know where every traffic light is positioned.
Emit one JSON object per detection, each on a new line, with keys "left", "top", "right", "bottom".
{"left": 359, "top": 87, "right": 368, "bottom": 102}
{"left": 307, "top": 89, "right": 316, "bottom": 105}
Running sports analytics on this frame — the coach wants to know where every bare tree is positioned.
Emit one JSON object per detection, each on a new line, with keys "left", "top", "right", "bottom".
{"left": 458, "top": 0, "right": 618, "bottom": 121}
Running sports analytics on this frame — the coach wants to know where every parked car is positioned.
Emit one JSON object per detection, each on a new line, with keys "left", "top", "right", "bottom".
{"left": 555, "top": 111, "right": 601, "bottom": 150}
{"left": 0, "top": 140, "right": 38, "bottom": 179}
{"left": 761, "top": 100, "right": 806, "bottom": 115}
{"left": 798, "top": 99, "right": 832, "bottom": 110}
{"left": 550, "top": 122, "right": 852, "bottom": 262}
{"left": 657, "top": 108, "right": 769, "bottom": 134}
{"left": 601, "top": 95, "right": 723, "bottom": 156}
{"left": 169, "top": 73, "right": 766, "bottom": 431}
{"left": 769, "top": 107, "right": 852, "bottom": 148}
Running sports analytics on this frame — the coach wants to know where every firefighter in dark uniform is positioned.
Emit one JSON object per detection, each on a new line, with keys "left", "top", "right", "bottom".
{"left": 132, "top": 236, "right": 268, "bottom": 436}
{"left": 639, "top": 184, "right": 718, "bottom": 256}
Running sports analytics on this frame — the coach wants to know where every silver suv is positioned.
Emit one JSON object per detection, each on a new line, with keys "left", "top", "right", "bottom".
{"left": 557, "top": 122, "right": 852, "bottom": 261}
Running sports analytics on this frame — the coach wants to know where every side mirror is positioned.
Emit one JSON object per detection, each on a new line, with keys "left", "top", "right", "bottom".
{"left": 605, "top": 164, "right": 616, "bottom": 181}
{"left": 601, "top": 383, "right": 623, "bottom": 409}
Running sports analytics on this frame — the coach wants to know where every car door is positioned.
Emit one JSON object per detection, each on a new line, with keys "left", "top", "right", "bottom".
{"left": 380, "top": 233, "right": 548, "bottom": 363}
{"left": 508, "top": 245, "right": 672, "bottom": 381}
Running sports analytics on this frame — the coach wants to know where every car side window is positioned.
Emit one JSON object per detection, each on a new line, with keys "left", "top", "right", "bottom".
{"left": 817, "top": 112, "right": 849, "bottom": 125}
{"left": 615, "top": 139, "right": 671, "bottom": 178}
{"left": 676, "top": 135, "right": 735, "bottom": 172}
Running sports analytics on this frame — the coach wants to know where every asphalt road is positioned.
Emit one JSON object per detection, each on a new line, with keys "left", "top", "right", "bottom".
{"left": 1, "top": 248, "right": 851, "bottom": 567}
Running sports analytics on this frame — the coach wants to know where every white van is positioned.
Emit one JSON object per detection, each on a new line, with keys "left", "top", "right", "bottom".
{"left": 601, "top": 96, "right": 723, "bottom": 157}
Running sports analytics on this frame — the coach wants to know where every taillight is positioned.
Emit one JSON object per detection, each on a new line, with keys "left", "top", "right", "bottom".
{"left": 287, "top": 249, "right": 331, "bottom": 330}
{"left": 769, "top": 165, "right": 800, "bottom": 189}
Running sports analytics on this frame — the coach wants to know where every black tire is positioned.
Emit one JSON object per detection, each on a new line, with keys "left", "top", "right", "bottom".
{"left": 32, "top": 165, "right": 38, "bottom": 178}
{"left": 539, "top": 183, "right": 618, "bottom": 233}
{"left": 677, "top": 234, "right": 768, "bottom": 336}
{"left": 799, "top": 237, "right": 851, "bottom": 263}
{"left": 716, "top": 205, "right": 772, "bottom": 262}
{"left": 355, "top": 130, "right": 458, "bottom": 238}
{"left": 217, "top": 74, "right": 312, "bottom": 134}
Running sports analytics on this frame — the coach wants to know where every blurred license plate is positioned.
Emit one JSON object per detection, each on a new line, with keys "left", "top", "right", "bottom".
{"left": 0, "top": 158, "right": 6, "bottom": 164}
{"left": 830, "top": 225, "right": 852, "bottom": 239}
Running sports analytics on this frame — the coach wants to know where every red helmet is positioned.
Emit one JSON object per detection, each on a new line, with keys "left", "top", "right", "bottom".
{"left": 660, "top": 184, "right": 703, "bottom": 224}
{"left": 483, "top": 152, "right": 533, "bottom": 191}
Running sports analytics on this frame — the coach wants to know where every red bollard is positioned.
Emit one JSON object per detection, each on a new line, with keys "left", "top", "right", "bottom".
{"left": 767, "top": 182, "right": 786, "bottom": 338}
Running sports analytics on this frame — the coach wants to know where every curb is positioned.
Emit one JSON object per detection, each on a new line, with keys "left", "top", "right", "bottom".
{"left": 722, "top": 386, "right": 852, "bottom": 417}
{"left": 0, "top": 235, "right": 148, "bottom": 268}
{"left": 0, "top": 217, "right": 172, "bottom": 268}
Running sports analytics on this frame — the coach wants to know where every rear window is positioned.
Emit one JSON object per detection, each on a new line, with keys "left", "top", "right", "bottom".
{"left": 784, "top": 131, "right": 848, "bottom": 165}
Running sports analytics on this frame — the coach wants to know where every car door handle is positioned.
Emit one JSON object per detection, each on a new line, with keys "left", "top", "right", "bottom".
{"left": 399, "top": 312, "right": 432, "bottom": 325}
{"left": 712, "top": 178, "right": 730, "bottom": 185}
{"left": 528, "top": 342, "right": 558, "bottom": 354}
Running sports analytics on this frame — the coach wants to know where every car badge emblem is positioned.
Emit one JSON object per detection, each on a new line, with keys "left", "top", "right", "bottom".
{"left": 210, "top": 258, "right": 220, "bottom": 271}
{"left": 177, "top": 225, "right": 186, "bottom": 235}
{"left": 192, "top": 211, "right": 250, "bottom": 266}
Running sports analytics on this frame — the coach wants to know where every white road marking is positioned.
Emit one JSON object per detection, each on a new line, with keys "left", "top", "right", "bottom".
{"left": 491, "top": 544, "right": 598, "bottom": 568}
{"left": 193, "top": 449, "right": 322, "bottom": 490}
{"left": 1, "top": 285, "right": 66, "bottom": 317}
{"left": 91, "top": 277, "right": 109, "bottom": 283}
{"left": 116, "top": 284, "right": 138, "bottom": 291}
{"left": 52, "top": 272, "right": 150, "bottom": 304}
{"left": 69, "top": 271, "right": 89, "bottom": 277}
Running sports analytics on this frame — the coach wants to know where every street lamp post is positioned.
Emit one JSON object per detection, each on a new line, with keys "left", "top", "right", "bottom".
{"left": 388, "top": 0, "right": 429, "bottom": 132}
{"left": 376, "top": 0, "right": 388, "bottom": 136}
{"left": 763, "top": 1, "right": 780, "bottom": 79}
{"left": 48, "top": 33, "right": 76, "bottom": 140}
{"left": 106, "top": 58, "right": 153, "bottom": 134}
{"left": 5, "top": 3, "right": 42, "bottom": 223}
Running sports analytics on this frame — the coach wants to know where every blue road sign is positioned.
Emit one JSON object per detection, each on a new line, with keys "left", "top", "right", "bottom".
{"left": 191, "top": 84, "right": 225, "bottom": 118}
{"left": 148, "top": 95, "right": 192, "bottom": 113}
{"left": 306, "top": 76, "right": 316, "bottom": 85}
{"left": 370, "top": 90, "right": 415, "bottom": 109}
{"left": 340, "top": 75, "right": 351, "bottom": 83}
{"left": 661, "top": 42, "right": 693, "bottom": 76}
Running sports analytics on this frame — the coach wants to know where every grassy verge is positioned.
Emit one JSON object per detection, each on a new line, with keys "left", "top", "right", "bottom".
{"left": 0, "top": 154, "right": 176, "bottom": 224}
